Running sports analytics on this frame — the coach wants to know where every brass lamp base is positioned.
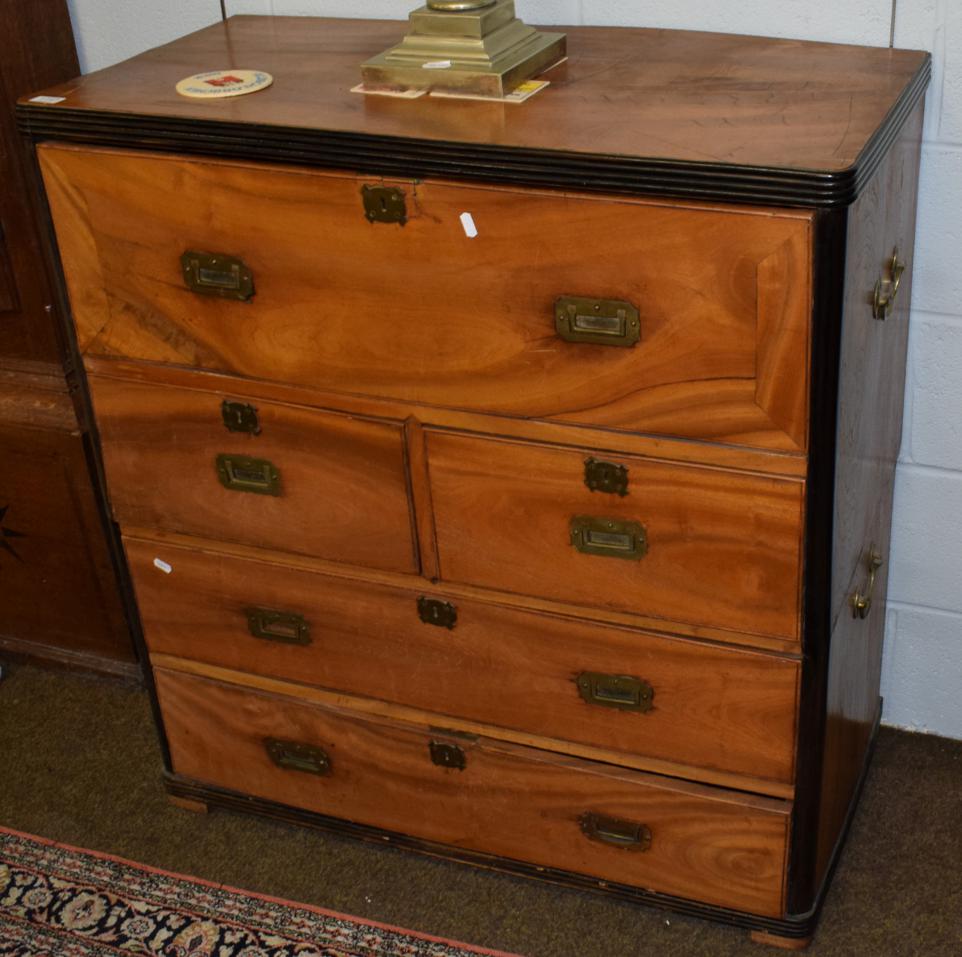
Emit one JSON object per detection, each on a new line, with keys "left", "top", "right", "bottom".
{"left": 361, "top": 0, "right": 566, "bottom": 98}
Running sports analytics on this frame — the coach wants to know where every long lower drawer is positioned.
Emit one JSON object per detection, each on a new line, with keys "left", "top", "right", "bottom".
{"left": 128, "top": 536, "right": 799, "bottom": 786}
{"left": 155, "top": 667, "right": 790, "bottom": 917}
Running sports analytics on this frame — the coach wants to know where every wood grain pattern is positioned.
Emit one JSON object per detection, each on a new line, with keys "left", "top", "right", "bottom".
{"left": 40, "top": 145, "right": 813, "bottom": 452}
{"left": 155, "top": 665, "right": 790, "bottom": 917}
{"left": 21, "top": 17, "right": 926, "bottom": 177}
{"left": 88, "top": 375, "right": 415, "bottom": 574}
{"left": 126, "top": 536, "right": 799, "bottom": 786}
{"left": 83, "top": 358, "right": 809, "bottom": 479}
{"left": 126, "top": 526, "right": 804, "bottom": 656}
{"left": 427, "top": 432, "right": 805, "bottom": 642}
{"left": 816, "top": 103, "right": 925, "bottom": 886}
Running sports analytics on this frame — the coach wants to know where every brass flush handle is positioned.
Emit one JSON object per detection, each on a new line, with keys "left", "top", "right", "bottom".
{"left": 850, "top": 546, "right": 884, "bottom": 620}
{"left": 580, "top": 812, "right": 651, "bottom": 852}
{"left": 873, "top": 249, "right": 906, "bottom": 321}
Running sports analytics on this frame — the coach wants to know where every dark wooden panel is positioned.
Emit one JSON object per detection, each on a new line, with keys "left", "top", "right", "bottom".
{"left": 126, "top": 535, "right": 800, "bottom": 787}
{"left": 18, "top": 17, "right": 929, "bottom": 206}
{"left": 0, "top": 421, "right": 130, "bottom": 660}
{"left": 427, "top": 431, "right": 805, "bottom": 642}
{"left": 156, "top": 665, "right": 791, "bottom": 917}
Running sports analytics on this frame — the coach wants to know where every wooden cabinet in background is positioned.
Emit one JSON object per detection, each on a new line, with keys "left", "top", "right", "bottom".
{"left": 0, "top": 0, "right": 133, "bottom": 675}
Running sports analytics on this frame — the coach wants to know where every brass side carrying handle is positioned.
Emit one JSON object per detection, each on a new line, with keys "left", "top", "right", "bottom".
{"left": 570, "top": 516, "right": 648, "bottom": 561}
{"left": 556, "top": 296, "right": 640, "bottom": 347}
{"left": 577, "top": 673, "right": 654, "bottom": 713}
{"left": 580, "top": 812, "right": 651, "bottom": 852}
{"left": 873, "top": 249, "right": 906, "bottom": 321}
{"left": 850, "top": 545, "right": 884, "bottom": 620}
{"left": 246, "top": 607, "right": 311, "bottom": 646}
{"left": 264, "top": 738, "right": 331, "bottom": 776}
{"left": 181, "top": 251, "right": 254, "bottom": 301}
{"left": 215, "top": 454, "right": 281, "bottom": 496}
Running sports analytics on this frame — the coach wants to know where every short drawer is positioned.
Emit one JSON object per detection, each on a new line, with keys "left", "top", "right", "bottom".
{"left": 42, "top": 145, "right": 811, "bottom": 452}
{"left": 128, "top": 537, "right": 799, "bottom": 786}
{"left": 89, "top": 375, "right": 415, "bottom": 574}
{"left": 156, "top": 667, "right": 790, "bottom": 916}
{"left": 427, "top": 432, "right": 804, "bottom": 642}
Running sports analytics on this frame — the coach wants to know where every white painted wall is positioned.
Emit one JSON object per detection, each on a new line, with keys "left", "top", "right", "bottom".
{"left": 65, "top": 0, "right": 962, "bottom": 740}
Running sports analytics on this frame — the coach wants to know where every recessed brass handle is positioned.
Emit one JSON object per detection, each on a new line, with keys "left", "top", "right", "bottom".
{"left": 556, "top": 296, "right": 640, "bottom": 347}
{"left": 570, "top": 516, "right": 648, "bottom": 560}
{"left": 873, "top": 249, "right": 906, "bottom": 321}
{"left": 577, "top": 673, "right": 654, "bottom": 713}
{"left": 850, "top": 546, "right": 884, "bottom": 620}
{"left": 264, "top": 738, "right": 331, "bottom": 776}
{"left": 215, "top": 454, "right": 281, "bottom": 496}
{"left": 181, "top": 251, "right": 254, "bottom": 301}
{"left": 246, "top": 607, "right": 311, "bottom": 646}
{"left": 580, "top": 812, "right": 651, "bottom": 852}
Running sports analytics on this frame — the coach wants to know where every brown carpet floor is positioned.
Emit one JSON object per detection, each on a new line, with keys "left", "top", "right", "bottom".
{"left": 0, "top": 661, "right": 959, "bottom": 957}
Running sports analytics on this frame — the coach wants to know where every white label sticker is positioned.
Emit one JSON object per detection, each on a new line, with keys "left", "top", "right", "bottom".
{"left": 422, "top": 60, "right": 453, "bottom": 70}
{"left": 29, "top": 95, "right": 66, "bottom": 105}
{"left": 460, "top": 212, "right": 479, "bottom": 238}
{"left": 153, "top": 558, "right": 173, "bottom": 575}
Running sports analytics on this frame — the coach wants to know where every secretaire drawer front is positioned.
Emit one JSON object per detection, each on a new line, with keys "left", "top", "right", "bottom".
{"left": 156, "top": 668, "right": 790, "bottom": 916}
{"left": 41, "top": 145, "right": 811, "bottom": 452}
{"left": 128, "top": 538, "right": 799, "bottom": 785}
{"left": 428, "top": 433, "right": 804, "bottom": 642}
{"left": 89, "top": 376, "right": 415, "bottom": 573}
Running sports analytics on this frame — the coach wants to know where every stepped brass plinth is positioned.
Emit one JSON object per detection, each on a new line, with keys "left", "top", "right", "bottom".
{"left": 361, "top": 0, "right": 566, "bottom": 98}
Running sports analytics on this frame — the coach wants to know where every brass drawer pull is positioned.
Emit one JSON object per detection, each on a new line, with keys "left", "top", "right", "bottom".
{"left": 577, "top": 673, "right": 654, "bottom": 713}
{"left": 216, "top": 454, "right": 281, "bottom": 496}
{"left": 181, "top": 250, "right": 255, "bottom": 301}
{"left": 873, "top": 249, "right": 906, "bottom": 320}
{"left": 570, "top": 516, "right": 648, "bottom": 560}
{"left": 264, "top": 738, "right": 331, "bottom": 776}
{"left": 246, "top": 607, "right": 311, "bottom": 646}
{"left": 555, "top": 296, "right": 640, "bottom": 347}
{"left": 580, "top": 812, "right": 651, "bottom": 852}
{"left": 850, "top": 545, "right": 884, "bottom": 620}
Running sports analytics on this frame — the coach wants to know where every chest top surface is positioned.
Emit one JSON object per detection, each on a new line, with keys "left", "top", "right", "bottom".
{"left": 17, "top": 16, "right": 929, "bottom": 206}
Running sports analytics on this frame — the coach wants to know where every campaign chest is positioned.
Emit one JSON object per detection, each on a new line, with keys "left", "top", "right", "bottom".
{"left": 19, "top": 15, "right": 929, "bottom": 947}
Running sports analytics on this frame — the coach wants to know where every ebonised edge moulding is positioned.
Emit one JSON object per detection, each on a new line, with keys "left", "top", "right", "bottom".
{"left": 18, "top": 15, "right": 930, "bottom": 950}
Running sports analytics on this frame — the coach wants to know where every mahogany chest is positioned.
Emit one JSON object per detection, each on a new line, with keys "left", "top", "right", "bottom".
{"left": 19, "top": 16, "right": 929, "bottom": 947}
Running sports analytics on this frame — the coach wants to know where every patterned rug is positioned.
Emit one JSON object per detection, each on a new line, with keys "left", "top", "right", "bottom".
{"left": 0, "top": 827, "right": 520, "bottom": 957}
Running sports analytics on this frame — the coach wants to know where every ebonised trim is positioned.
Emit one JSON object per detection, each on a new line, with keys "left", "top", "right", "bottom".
{"left": 15, "top": 56, "right": 929, "bottom": 210}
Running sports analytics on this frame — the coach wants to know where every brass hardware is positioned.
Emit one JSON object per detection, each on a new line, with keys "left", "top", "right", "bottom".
{"left": 417, "top": 596, "right": 458, "bottom": 629}
{"left": 181, "top": 251, "right": 254, "bottom": 301}
{"left": 570, "top": 516, "right": 648, "bottom": 561}
{"left": 264, "top": 738, "right": 331, "bottom": 776}
{"left": 429, "top": 741, "right": 466, "bottom": 770}
{"left": 580, "top": 812, "right": 651, "bottom": 852}
{"left": 850, "top": 545, "right": 884, "bottom": 620}
{"left": 360, "top": 0, "right": 566, "bottom": 99}
{"left": 362, "top": 185, "right": 407, "bottom": 225}
{"left": 873, "top": 248, "right": 906, "bottom": 320}
{"left": 555, "top": 296, "right": 640, "bottom": 347}
{"left": 584, "top": 457, "right": 629, "bottom": 497}
{"left": 221, "top": 400, "right": 261, "bottom": 435}
{"left": 577, "top": 673, "right": 654, "bottom": 713}
{"left": 215, "top": 454, "right": 281, "bottom": 496}
{"left": 246, "top": 607, "right": 311, "bottom": 646}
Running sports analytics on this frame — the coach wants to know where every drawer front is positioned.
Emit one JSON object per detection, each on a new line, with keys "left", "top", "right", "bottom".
{"left": 89, "top": 375, "right": 415, "bottom": 574}
{"left": 156, "top": 668, "right": 790, "bottom": 916}
{"left": 128, "top": 537, "right": 799, "bottom": 785}
{"left": 42, "top": 145, "right": 811, "bottom": 452}
{"left": 428, "top": 433, "right": 804, "bottom": 642}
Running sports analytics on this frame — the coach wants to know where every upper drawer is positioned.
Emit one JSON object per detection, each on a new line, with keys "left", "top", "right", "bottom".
{"left": 88, "top": 374, "right": 416, "bottom": 575}
{"left": 427, "top": 432, "right": 804, "bottom": 643}
{"left": 40, "top": 145, "right": 813, "bottom": 453}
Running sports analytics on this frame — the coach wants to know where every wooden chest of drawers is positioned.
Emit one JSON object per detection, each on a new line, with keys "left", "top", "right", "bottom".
{"left": 19, "top": 15, "right": 929, "bottom": 948}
